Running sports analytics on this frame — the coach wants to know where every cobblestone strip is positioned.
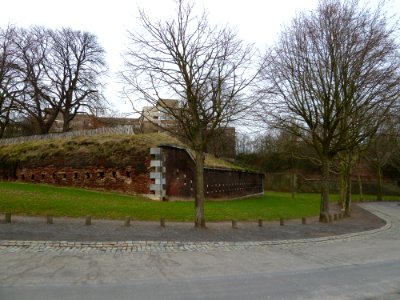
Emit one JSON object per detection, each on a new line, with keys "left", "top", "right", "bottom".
{"left": 0, "top": 213, "right": 392, "bottom": 254}
{"left": 0, "top": 206, "right": 393, "bottom": 253}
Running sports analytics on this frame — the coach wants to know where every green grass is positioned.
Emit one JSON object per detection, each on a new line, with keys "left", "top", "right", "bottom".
{"left": 0, "top": 182, "right": 398, "bottom": 222}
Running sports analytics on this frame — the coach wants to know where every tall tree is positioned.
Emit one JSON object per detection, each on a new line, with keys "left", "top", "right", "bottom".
{"left": 122, "top": 0, "right": 257, "bottom": 227}
{"left": 47, "top": 28, "right": 107, "bottom": 132}
{"left": 259, "top": 0, "right": 400, "bottom": 221}
{"left": 13, "top": 26, "right": 61, "bottom": 134}
{"left": 364, "top": 119, "right": 398, "bottom": 201}
{"left": 10, "top": 26, "right": 107, "bottom": 135}
{"left": 0, "top": 25, "right": 20, "bottom": 138}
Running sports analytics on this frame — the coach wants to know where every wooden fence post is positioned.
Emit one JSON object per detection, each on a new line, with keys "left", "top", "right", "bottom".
{"left": 47, "top": 214, "right": 53, "bottom": 224}
{"left": 231, "top": 220, "right": 238, "bottom": 229}
{"left": 5, "top": 213, "right": 11, "bottom": 223}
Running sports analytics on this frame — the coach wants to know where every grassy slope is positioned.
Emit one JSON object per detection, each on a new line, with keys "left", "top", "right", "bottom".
{"left": 0, "top": 132, "right": 243, "bottom": 170}
{"left": 1, "top": 182, "right": 398, "bottom": 221}
{"left": 0, "top": 133, "right": 181, "bottom": 165}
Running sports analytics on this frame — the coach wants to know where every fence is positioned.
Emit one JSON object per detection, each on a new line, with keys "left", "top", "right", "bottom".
{"left": 265, "top": 172, "right": 400, "bottom": 196}
{"left": 0, "top": 126, "right": 135, "bottom": 146}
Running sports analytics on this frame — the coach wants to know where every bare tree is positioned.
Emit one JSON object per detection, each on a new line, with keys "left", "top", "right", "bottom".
{"left": 364, "top": 120, "right": 398, "bottom": 201}
{"left": 13, "top": 26, "right": 61, "bottom": 134}
{"left": 236, "top": 132, "right": 254, "bottom": 155}
{"left": 47, "top": 28, "right": 107, "bottom": 132}
{"left": 0, "top": 25, "right": 21, "bottom": 137}
{"left": 122, "top": 0, "right": 257, "bottom": 227}
{"left": 9, "top": 26, "right": 107, "bottom": 135}
{"left": 259, "top": 0, "right": 400, "bottom": 221}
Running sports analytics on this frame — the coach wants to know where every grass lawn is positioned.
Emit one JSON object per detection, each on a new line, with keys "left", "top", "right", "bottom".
{"left": 0, "top": 182, "right": 398, "bottom": 222}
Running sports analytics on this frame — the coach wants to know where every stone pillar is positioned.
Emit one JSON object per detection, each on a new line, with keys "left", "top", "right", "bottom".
{"left": 150, "top": 147, "right": 166, "bottom": 201}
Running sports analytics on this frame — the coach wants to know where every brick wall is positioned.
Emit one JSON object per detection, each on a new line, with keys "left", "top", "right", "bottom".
{"left": 162, "top": 146, "right": 264, "bottom": 200}
{"left": 0, "top": 141, "right": 264, "bottom": 200}
{"left": 1, "top": 158, "right": 152, "bottom": 195}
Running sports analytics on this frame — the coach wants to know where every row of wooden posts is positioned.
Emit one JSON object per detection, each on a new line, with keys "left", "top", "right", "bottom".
{"left": 2, "top": 213, "right": 135, "bottom": 227}
{"left": 2, "top": 213, "right": 346, "bottom": 228}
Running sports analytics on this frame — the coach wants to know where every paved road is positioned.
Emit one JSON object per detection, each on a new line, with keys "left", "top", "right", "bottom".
{"left": 0, "top": 202, "right": 399, "bottom": 300}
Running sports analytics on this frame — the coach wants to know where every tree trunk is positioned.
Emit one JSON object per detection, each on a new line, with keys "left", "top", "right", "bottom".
{"left": 0, "top": 125, "right": 6, "bottom": 138}
{"left": 290, "top": 152, "right": 296, "bottom": 200}
{"left": 358, "top": 171, "right": 363, "bottom": 202}
{"left": 377, "top": 165, "right": 383, "bottom": 201}
{"left": 194, "top": 150, "right": 206, "bottom": 228}
{"left": 319, "top": 157, "right": 330, "bottom": 222}
{"left": 0, "top": 105, "right": 11, "bottom": 138}
{"left": 339, "top": 165, "right": 346, "bottom": 209}
{"left": 37, "top": 108, "right": 59, "bottom": 134}
{"left": 344, "top": 169, "right": 352, "bottom": 217}
{"left": 37, "top": 119, "right": 50, "bottom": 135}
{"left": 62, "top": 112, "right": 71, "bottom": 132}
{"left": 291, "top": 170, "right": 297, "bottom": 200}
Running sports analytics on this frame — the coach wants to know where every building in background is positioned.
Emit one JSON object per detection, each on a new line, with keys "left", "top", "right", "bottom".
{"left": 139, "top": 99, "right": 236, "bottom": 159}
{"left": 139, "top": 99, "right": 179, "bottom": 133}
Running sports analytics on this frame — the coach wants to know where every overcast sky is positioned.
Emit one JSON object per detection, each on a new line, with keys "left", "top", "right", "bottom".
{"left": 1, "top": 0, "right": 398, "bottom": 115}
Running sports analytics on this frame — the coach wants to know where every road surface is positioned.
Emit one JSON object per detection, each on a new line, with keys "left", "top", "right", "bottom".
{"left": 0, "top": 202, "right": 399, "bottom": 299}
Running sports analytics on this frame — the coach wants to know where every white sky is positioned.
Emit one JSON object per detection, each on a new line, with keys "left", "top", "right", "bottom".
{"left": 0, "top": 0, "right": 398, "bottom": 116}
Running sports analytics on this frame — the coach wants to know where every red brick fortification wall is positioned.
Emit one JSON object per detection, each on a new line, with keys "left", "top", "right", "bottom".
{"left": 0, "top": 133, "right": 188, "bottom": 197}
{"left": 162, "top": 146, "right": 264, "bottom": 200}
{"left": 204, "top": 168, "right": 264, "bottom": 198}
{"left": 6, "top": 157, "right": 152, "bottom": 195}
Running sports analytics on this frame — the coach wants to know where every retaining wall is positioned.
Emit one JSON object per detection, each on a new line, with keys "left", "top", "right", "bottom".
{"left": 160, "top": 145, "right": 264, "bottom": 200}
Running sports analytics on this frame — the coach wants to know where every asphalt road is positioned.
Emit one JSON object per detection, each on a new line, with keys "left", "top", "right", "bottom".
{"left": 1, "top": 202, "right": 399, "bottom": 300}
